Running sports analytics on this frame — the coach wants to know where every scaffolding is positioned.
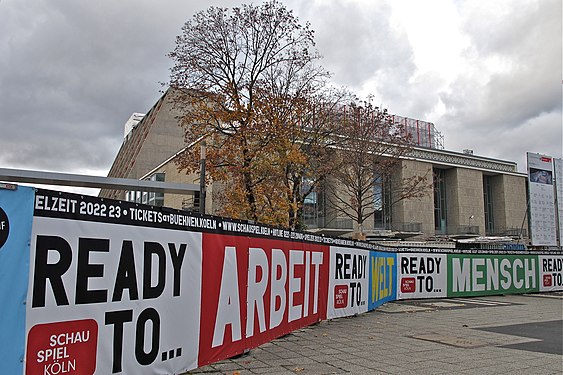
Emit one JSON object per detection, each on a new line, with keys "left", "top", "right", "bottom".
{"left": 391, "top": 115, "right": 444, "bottom": 150}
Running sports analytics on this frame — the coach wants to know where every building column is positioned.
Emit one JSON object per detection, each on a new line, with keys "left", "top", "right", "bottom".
{"left": 391, "top": 160, "right": 434, "bottom": 235}
{"left": 445, "top": 168, "right": 485, "bottom": 234}
{"left": 491, "top": 174, "right": 528, "bottom": 236}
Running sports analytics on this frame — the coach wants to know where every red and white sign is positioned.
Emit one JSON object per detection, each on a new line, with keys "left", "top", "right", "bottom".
{"left": 400, "top": 277, "right": 416, "bottom": 293}
{"left": 333, "top": 285, "right": 348, "bottom": 308}
{"left": 25, "top": 217, "right": 202, "bottom": 374}
{"left": 539, "top": 255, "right": 563, "bottom": 292}
{"left": 26, "top": 319, "right": 98, "bottom": 375}
{"left": 198, "top": 234, "right": 329, "bottom": 367}
{"left": 397, "top": 253, "right": 447, "bottom": 299}
{"left": 326, "top": 247, "right": 369, "bottom": 319}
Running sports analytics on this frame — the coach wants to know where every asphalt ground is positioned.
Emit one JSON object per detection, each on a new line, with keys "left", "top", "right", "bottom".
{"left": 187, "top": 292, "right": 563, "bottom": 374}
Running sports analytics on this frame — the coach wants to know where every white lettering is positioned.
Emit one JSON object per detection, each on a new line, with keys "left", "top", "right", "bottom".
{"left": 525, "top": 259, "right": 536, "bottom": 289}
{"left": 500, "top": 258, "right": 512, "bottom": 289}
{"left": 472, "top": 258, "right": 485, "bottom": 292}
{"left": 453, "top": 258, "right": 471, "bottom": 292}
{"left": 513, "top": 259, "right": 524, "bottom": 289}
{"left": 212, "top": 247, "right": 242, "bottom": 348}
{"left": 288, "top": 250, "right": 303, "bottom": 323}
{"left": 486, "top": 258, "right": 499, "bottom": 291}
{"left": 246, "top": 248, "right": 268, "bottom": 337}
{"left": 311, "top": 252, "right": 323, "bottom": 314}
{"left": 269, "top": 249, "right": 286, "bottom": 329}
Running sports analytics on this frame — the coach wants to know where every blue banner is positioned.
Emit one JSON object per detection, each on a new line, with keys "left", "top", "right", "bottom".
{"left": 368, "top": 251, "right": 397, "bottom": 310}
{"left": 0, "top": 186, "right": 35, "bottom": 375}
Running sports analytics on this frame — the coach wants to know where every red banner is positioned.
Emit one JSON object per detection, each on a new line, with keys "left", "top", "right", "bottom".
{"left": 198, "top": 234, "right": 329, "bottom": 366}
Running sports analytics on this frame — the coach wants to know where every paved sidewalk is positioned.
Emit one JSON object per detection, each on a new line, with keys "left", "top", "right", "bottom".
{"left": 188, "top": 293, "right": 563, "bottom": 374}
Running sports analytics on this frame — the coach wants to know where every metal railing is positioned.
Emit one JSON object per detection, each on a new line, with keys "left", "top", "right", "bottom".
{"left": 486, "top": 227, "right": 528, "bottom": 238}
{"left": 374, "top": 222, "right": 423, "bottom": 233}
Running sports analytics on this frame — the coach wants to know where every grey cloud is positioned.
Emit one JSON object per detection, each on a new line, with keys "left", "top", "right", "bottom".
{"left": 453, "top": 0, "right": 561, "bottom": 129}
{"left": 0, "top": 0, "right": 203, "bottom": 171}
{"left": 0, "top": 0, "right": 560, "bottom": 178}
{"left": 435, "top": 0, "right": 561, "bottom": 168}
{"left": 292, "top": 0, "right": 415, "bottom": 91}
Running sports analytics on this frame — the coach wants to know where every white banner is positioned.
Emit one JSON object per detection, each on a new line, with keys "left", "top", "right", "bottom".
{"left": 327, "top": 246, "right": 369, "bottom": 319}
{"left": 25, "top": 217, "right": 202, "bottom": 375}
{"left": 554, "top": 158, "right": 563, "bottom": 246}
{"left": 527, "top": 153, "right": 557, "bottom": 246}
{"left": 539, "top": 255, "right": 563, "bottom": 292}
{"left": 397, "top": 253, "right": 447, "bottom": 299}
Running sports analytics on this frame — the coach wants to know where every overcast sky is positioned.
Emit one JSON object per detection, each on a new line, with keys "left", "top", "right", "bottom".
{"left": 1, "top": 0, "right": 561, "bottom": 189}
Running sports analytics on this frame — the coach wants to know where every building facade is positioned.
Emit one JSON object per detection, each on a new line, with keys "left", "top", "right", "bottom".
{"left": 100, "top": 89, "right": 528, "bottom": 241}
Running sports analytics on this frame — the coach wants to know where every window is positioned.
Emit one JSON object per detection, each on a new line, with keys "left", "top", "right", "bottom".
{"left": 433, "top": 169, "right": 447, "bottom": 233}
{"left": 193, "top": 191, "right": 200, "bottom": 209}
{"left": 146, "top": 173, "right": 165, "bottom": 207}
{"left": 124, "top": 172, "right": 165, "bottom": 207}
{"left": 302, "top": 178, "right": 325, "bottom": 228}
{"left": 373, "top": 175, "right": 391, "bottom": 229}
{"left": 483, "top": 175, "right": 494, "bottom": 234}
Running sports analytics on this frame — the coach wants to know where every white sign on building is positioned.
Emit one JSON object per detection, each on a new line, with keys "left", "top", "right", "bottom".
{"left": 553, "top": 158, "right": 563, "bottom": 246}
{"left": 527, "top": 153, "right": 557, "bottom": 246}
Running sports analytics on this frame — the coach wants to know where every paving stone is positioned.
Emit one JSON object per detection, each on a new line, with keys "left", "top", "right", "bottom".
{"left": 185, "top": 294, "right": 563, "bottom": 374}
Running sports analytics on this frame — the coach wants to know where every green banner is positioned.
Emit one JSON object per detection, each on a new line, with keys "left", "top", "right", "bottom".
{"left": 447, "top": 254, "right": 539, "bottom": 297}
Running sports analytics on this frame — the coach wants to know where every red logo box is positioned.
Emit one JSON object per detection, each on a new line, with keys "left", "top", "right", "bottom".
{"left": 401, "top": 277, "right": 416, "bottom": 293}
{"left": 334, "top": 285, "right": 348, "bottom": 308}
{"left": 26, "top": 319, "right": 98, "bottom": 375}
{"left": 543, "top": 274, "right": 553, "bottom": 287}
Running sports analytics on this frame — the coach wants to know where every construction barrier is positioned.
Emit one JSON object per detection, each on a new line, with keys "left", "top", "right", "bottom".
{"left": 1, "top": 187, "right": 561, "bottom": 374}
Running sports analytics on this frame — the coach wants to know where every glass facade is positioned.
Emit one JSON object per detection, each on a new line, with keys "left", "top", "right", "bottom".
{"left": 302, "top": 178, "right": 325, "bottom": 228}
{"left": 125, "top": 172, "right": 165, "bottom": 207}
{"left": 373, "top": 175, "right": 391, "bottom": 229}
{"left": 433, "top": 169, "right": 447, "bottom": 233}
{"left": 483, "top": 175, "right": 494, "bottom": 234}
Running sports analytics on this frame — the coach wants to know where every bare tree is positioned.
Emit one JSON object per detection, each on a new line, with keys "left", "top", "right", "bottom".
{"left": 259, "top": 86, "right": 355, "bottom": 229}
{"left": 328, "top": 99, "right": 431, "bottom": 236}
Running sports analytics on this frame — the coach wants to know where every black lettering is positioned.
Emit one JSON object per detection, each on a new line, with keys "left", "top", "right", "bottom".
{"left": 143, "top": 242, "right": 166, "bottom": 299}
{"left": 168, "top": 243, "right": 186, "bottom": 297}
{"left": 76, "top": 238, "right": 109, "bottom": 304}
{"left": 401, "top": 257, "right": 409, "bottom": 274}
{"left": 351, "top": 254, "right": 358, "bottom": 279}
{"left": 417, "top": 275, "right": 425, "bottom": 291}
{"left": 112, "top": 241, "right": 139, "bottom": 302}
{"left": 32, "top": 235, "right": 72, "bottom": 307}
{"left": 344, "top": 253, "right": 351, "bottom": 279}
{"left": 425, "top": 276, "right": 433, "bottom": 292}
{"left": 410, "top": 257, "right": 417, "bottom": 274}
{"left": 335, "top": 253, "right": 344, "bottom": 279}
{"left": 105, "top": 309, "right": 133, "bottom": 374}
{"left": 419, "top": 258, "right": 426, "bottom": 274}
{"left": 135, "top": 308, "right": 160, "bottom": 365}
{"left": 435, "top": 257, "right": 442, "bottom": 273}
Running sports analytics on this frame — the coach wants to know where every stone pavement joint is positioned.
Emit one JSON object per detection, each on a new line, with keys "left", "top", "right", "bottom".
{"left": 186, "top": 294, "right": 563, "bottom": 375}
{"left": 410, "top": 333, "right": 488, "bottom": 348}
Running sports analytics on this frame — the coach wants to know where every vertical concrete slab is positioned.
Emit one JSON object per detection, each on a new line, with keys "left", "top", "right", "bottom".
{"left": 445, "top": 168, "right": 484, "bottom": 234}
{"left": 491, "top": 174, "right": 528, "bottom": 235}
{"left": 392, "top": 160, "right": 434, "bottom": 235}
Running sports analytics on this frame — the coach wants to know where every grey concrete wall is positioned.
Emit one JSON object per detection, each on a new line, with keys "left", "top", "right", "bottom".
{"left": 491, "top": 174, "right": 528, "bottom": 235}
{"left": 392, "top": 159, "right": 434, "bottom": 235}
{"left": 444, "top": 168, "right": 485, "bottom": 234}
{"left": 127, "top": 94, "right": 186, "bottom": 180}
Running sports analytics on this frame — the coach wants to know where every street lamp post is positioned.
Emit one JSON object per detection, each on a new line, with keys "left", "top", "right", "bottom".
{"left": 199, "top": 141, "right": 206, "bottom": 215}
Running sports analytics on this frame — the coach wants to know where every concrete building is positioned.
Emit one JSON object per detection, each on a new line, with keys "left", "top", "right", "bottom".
{"left": 100, "top": 89, "right": 528, "bottom": 240}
